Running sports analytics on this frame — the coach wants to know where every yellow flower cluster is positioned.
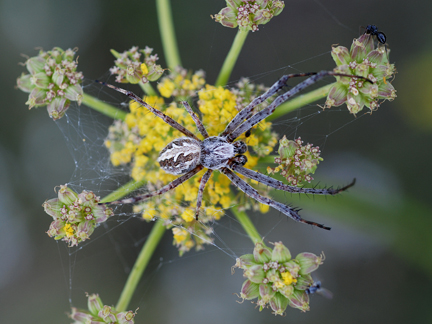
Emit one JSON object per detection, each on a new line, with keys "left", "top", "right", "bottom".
{"left": 105, "top": 71, "right": 278, "bottom": 254}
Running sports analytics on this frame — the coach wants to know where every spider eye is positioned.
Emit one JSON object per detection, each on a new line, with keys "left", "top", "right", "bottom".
{"left": 233, "top": 141, "right": 247, "bottom": 154}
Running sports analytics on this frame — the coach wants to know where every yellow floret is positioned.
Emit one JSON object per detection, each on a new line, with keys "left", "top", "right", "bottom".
{"left": 281, "top": 271, "right": 297, "bottom": 285}
{"left": 64, "top": 223, "right": 74, "bottom": 237}
{"left": 181, "top": 209, "right": 195, "bottom": 222}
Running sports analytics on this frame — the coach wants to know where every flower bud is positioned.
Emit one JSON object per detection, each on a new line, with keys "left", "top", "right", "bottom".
{"left": 87, "top": 293, "right": 104, "bottom": 316}
{"left": 240, "top": 279, "right": 260, "bottom": 300}
{"left": 296, "top": 252, "right": 324, "bottom": 275}
{"left": 269, "top": 293, "right": 289, "bottom": 316}
{"left": 287, "top": 290, "right": 310, "bottom": 312}
{"left": 271, "top": 241, "right": 291, "bottom": 262}
{"left": 253, "top": 242, "right": 272, "bottom": 263}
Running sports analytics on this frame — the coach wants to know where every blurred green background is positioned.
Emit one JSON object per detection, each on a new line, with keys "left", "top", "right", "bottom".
{"left": 1, "top": 0, "right": 432, "bottom": 323}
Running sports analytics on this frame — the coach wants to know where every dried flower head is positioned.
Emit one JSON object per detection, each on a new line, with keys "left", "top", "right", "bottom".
{"left": 325, "top": 34, "right": 397, "bottom": 115}
{"left": 110, "top": 46, "right": 164, "bottom": 84}
{"left": 267, "top": 136, "right": 322, "bottom": 186}
{"left": 233, "top": 242, "right": 324, "bottom": 315}
{"left": 44, "top": 184, "right": 113, "bottom": 247}
{"left": 70, "top": 293, "right": 136, "bottom": 324}
{"left": 16, "top": 47, "right": 84, "bottom": 120}
{"left": 213, "top": 0, "right": 285, "bottom": 32}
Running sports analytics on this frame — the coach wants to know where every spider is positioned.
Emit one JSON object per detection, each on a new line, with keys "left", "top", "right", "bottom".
{"left": 97, "top": 70, "right": 372, "bottom": 230}
{"left": 364, "top": 24, "right": 386, "bottom": 44}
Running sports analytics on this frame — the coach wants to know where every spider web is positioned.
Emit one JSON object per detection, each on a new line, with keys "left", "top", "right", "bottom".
{"left": 50, "top": 18, "right": 377, "bottom": 324}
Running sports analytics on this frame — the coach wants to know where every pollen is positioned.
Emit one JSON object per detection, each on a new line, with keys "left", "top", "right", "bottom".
{"left": 64, "top": 223, "right": 74, "bottom": 237}
{"left": 281, "top": 271, "right": 297, "bottom": 285}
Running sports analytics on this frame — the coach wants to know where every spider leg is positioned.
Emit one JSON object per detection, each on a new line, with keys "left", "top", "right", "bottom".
{"left": 229, "top": 162, "right": 355, "bottom": 195}
{"left": 96, "top": 81, "right": 200, "bottom": 141}
{"left": 181, "top": 101, "right": 209, "bottom": 139}
{"left": 99, "top": 165, "right": 204, "bottom": 206}
{"left": 195, "top": 169, "right": 213, "bottom": 219}
{"left": 220, "top": 72, "right": 319, "bottom": 137}
{"left": 226, "top": 71, "right": 373, "bottom": 142}
{"left": 220, "top": 167, "right": 331, "bottom": 230}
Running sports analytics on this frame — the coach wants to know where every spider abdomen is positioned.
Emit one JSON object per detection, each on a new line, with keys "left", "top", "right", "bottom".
{"left": 158, "top": 137, "right": 201, "bottom": 175}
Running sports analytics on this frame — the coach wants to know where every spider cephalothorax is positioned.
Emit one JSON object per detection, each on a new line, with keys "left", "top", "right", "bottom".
{"left": 98, "top": 71, "right": 372, "bottom": 230}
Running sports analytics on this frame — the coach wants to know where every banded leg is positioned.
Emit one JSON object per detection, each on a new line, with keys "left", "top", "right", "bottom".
{"left": 181, "top": 101, "right": 209, "bottom": 139}
{"left": 226, "top": 71, "right": 373, "bottom": 142}
{"left": 220, "top": 72, "right": 319, "bottom": 137}
{"left": 195, "top": 169, "right": 213, "bottom": 219}
{"left": 229, "top": 163, "right": 356, "bottom": 195}
{"left": 220, "top": 167, "right": 331, "bottom": 230}
{"left": 100, "top": 165, "right": 204, "bottom": 205}
{"left": 96, "top": 81, "right": 199, "bottom": 141}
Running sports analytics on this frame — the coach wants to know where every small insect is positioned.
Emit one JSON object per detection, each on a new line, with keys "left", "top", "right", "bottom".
{"left": 306, "top": 281, "right": 333, "bottom": 299}
{"left": 364, "top": 24, "right": 386, "bottom": 44}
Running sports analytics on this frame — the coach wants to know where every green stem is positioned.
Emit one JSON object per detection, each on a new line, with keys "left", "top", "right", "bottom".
{"left": 99, "top": 179, "right": 147, "bottom": 203}
{"left": 215, "top": 29, "right": 249, "bottom": 87}
{"left": 231, "top": 206, "right": 262, "bottom": 244}
{"left": 156, "top": 0, "right": 181, "bottom": 68}
{"left": 116, "top": 219, "right": 166, "bottom": 311}
{"left": 82, "top": 93, "right": 127, "bottom": 121}
{"left": 139, "top": 81, "right": 157, "bottom": 96}
{"left": 266, "top": 83, "right": 333, "bottom": 121}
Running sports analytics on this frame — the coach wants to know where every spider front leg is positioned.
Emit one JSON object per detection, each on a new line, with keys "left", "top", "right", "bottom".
{"left": 195, "top": 169, "right": 213, "bottom": 220}
{"left": 99, "top": 165, "right": 204, "bottom": 206}
{"left": 229, "top": 162, "right": 356, "bottom": 195}
{"left": 220, "top": 72, "right": 320, "bottom": 137}
{"left": 220, "top": 167, "right": 331, "bottom": 230}
{"left": 96, "top": 80, "right": 200, "bottom": 141}
{"left": 226, "top": 71, "right": 373, "bottom": 142}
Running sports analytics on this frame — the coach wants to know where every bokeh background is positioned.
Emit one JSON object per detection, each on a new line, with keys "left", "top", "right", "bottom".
{"left": 1, "top": 0, "right": 431, "bottom": 323}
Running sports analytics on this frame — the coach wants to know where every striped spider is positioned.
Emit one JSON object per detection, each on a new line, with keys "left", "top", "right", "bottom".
{"left": 98, "top": 71, "right": 371, "bottom": 230}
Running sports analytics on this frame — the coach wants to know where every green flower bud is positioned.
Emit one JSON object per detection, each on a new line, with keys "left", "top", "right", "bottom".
{"left": 117, "top": 310, "right": 136, "bottom": 324}
{"left": 253, "top": 242, "right": 272, "bottom": 263}
{"left": 87, "top": 293, "right": 104, "bottom": 316}
{"left": 293, "top": 273, "right": 313, "bottom": 290}
{"left": 69, "top": 307, "right": 92, "bottom": 322}
{"left": 269, "top": 292, "right": 289, "bottom": 316}
{"left": 240, "top": 279, "right": 260, "bottom": 300}
{"left": 17, "top": 73, "right": 34, "bottom": 93}
{"left": 99, "top": 305, "right": 117, "bottom": 322}
{"left": 233, "top": 254, "right": 257, "bottom": 271}
{"left": 26, "top": 56, "right": 45, "bottom": 74}
{"left": 47, "top": 97, "right": 70, "bottom": 120}
{"left": 287, "top": 290, "right": 310, "bottom": 312}
{"left": 259, "top": 283, "right": 276, "bottom": 303}
{"left": 244, "top": 264, "right": 266, "bottom": 283}
{"left": 58, "top": 184, "right": 79, "bottom": 205}
{"left": 64, "top": 84, "right": 83, "bottom": 104}
{"left": 271, "top": 241, "right": 291, "bottom": 262}
{"left": 296, "top": 252, "right": 324, "bottom": 275}
{"left": 26, "top": 87, "right": 47, "bottom": 109}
